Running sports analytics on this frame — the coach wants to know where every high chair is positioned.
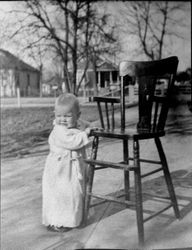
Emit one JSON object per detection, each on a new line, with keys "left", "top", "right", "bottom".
{"left": 84, "top": 56, "right": 180, "bottom": 246}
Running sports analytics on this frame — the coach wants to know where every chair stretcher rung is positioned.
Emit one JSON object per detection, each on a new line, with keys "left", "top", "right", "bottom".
{"left": 143, "top": 204, "right": 173, "bottom": 223}
{"left": 142, "top": 192, "right": 170, "bottom": 200}
{"left": 89, "top": 193, "right": 135, "bottom": 206}
{"left": 90, "top": 200, "right": 108, "bottom": 208}
{"left": 127, "top": 157, "right": 161, "bottom": 164}
{"left": 84, "top": 159, "right": 134, "bottom": 171}
{"left": 90, "top": 192, "right": 129, "bottom": 208}
{"left": 95, "top": 166, "right": 110, "bottom": 170}
{"left": 141, "top": 167, "right": 163, "bottom": 178}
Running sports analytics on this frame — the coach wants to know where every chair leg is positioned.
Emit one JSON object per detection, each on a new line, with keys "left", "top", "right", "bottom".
{"left": 155, "top": 137, "right": 180, "bottom": 219}
{"left": 133, "top": 140, "right": 144, "bottom": 247}
{"left": 84, "top": 136, "right": 99, "bottom": 224}
{"left": 123, "top": 140, "right": 130, "bottom": 201}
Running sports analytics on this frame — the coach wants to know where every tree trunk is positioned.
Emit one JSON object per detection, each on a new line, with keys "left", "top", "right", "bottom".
{"left": 63, "top": 0, "right": 70, "bottom": 93}
{"left": 92, "top": 56, "right": 98, "bottom": 96}
{"left": 72, "top": 6, "right": 78, "bottom": 95}
{"left": 39, "top": 64, "right": 43, "bottom": 97}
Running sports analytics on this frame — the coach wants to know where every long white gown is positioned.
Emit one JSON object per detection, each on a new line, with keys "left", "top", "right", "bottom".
{"left": 42, "top": 124, "right": 90, "bottom": 228}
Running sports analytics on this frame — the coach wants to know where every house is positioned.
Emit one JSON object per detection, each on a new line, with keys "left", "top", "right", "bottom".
{"left": 0, "top": 49, "right": 40, "bottom": 97}
{"left": 42, "top": 75, "right": 63, "bottom": 97}
{"left": 76, "top": 58, "right": 119, "bottom": 96}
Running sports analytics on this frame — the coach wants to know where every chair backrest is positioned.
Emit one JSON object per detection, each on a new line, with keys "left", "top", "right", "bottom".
{"left": 119, "top": 56, "right": 179, "bottom": 133}
{"left": 93, "top": 96, "right": 121, "bottom": 130}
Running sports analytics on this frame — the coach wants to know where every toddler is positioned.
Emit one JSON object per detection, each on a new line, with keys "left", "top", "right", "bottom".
{"left": 42, "top": 93, "right": 91, "bottom": 232}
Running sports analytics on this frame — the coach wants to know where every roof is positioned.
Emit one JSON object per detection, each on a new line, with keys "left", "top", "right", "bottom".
{"left": 77, "top": 57, "right": 118, "bottom": 71}
{"left": 97, "top": 61, "right": 118, "bottom": 71}
{"left": 0, "top": 49, "right": 39, "bottom": 72}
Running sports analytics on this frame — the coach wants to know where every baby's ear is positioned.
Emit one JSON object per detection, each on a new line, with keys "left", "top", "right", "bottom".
{"left": 53, "top": 119, "right": 56, "bottom": 126}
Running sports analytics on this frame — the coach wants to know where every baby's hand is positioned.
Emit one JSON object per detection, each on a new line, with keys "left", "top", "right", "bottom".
{"left": 90, "top": 127, "right": 104, "bottom": 132}
{"left": 85, "top": 127, "right": 91, "bottom": 136}
{"left": 85, "top": 127, "right": 103, "bottom": 136}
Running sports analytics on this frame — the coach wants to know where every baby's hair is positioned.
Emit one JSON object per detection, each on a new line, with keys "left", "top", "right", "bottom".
{"left": 55, "top": 93, "right": 80, "bottom": 114}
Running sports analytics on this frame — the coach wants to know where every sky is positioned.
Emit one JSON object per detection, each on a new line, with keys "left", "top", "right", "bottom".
{"left": 105, "top": 1, "right": 191, "bottom": 71}
{"left": 0, "top": 1, "right": 191, "bottom": 72}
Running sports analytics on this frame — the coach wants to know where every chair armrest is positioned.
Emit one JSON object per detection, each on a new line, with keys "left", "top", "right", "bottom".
{"left": 90, "top": 128, "right": 104, "bottom": 136}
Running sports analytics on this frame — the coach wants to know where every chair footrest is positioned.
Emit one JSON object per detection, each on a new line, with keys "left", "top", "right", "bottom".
{"left": 144, "top": 204, "right": 173, "bottom": 223}
{"left": 84, "top": 159, "right": 134, "bottom": 171}
{"left": 89, "top": 192, "right": 135, "bottom": 206}
{"left": 141, "top": 167, "right": 163, "bottom": 178}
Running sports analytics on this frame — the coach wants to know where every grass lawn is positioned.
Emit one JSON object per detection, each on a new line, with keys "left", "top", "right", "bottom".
{"left": 2, "top": 103, "right": 190, "bottom": 159}
{"left": 1, "top": 105, "right": 100, "bottom": 158}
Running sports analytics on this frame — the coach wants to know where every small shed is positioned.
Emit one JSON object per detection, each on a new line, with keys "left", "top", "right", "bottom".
{"left": 0, "top": 49, "right": 40, "bottom": 97}
{"left": 42, "top": 75, "right": 64, "bottom": 97}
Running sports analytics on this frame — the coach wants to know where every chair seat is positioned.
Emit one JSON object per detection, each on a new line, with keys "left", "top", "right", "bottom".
{"left": 90, "top": 127, "right": 165, "bottom": 140}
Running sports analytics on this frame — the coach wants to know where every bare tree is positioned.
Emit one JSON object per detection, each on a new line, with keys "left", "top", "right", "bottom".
{"left": 91, "top": 12, "right": 120, "bottom": 92}
{"left": 120, "top": 1, "right": 189, "bottom": 60}
{"left": 23, "top": 29, "right": 48, "bottom": 97}
{"left": 76, "top": 5, "right": 121, "bottom": 95}
{"left": 3, "top": 0, "right": 89, "bottom": 95}
{"left": 4, "top": 0, "right": 120, "bottom": 96}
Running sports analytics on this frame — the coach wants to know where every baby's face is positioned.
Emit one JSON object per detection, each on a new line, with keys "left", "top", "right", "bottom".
{"left": 55, "top": 105, "right": 79, "bottom": 128}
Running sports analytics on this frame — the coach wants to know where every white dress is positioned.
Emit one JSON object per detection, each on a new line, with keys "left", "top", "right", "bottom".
{"left": 42, "top": 124, "right": 90, "bottom": 228}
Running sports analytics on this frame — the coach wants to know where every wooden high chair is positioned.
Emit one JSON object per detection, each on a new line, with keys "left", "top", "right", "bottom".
{"left": 84, "top": 56, "right": 180, "bottom": 246}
